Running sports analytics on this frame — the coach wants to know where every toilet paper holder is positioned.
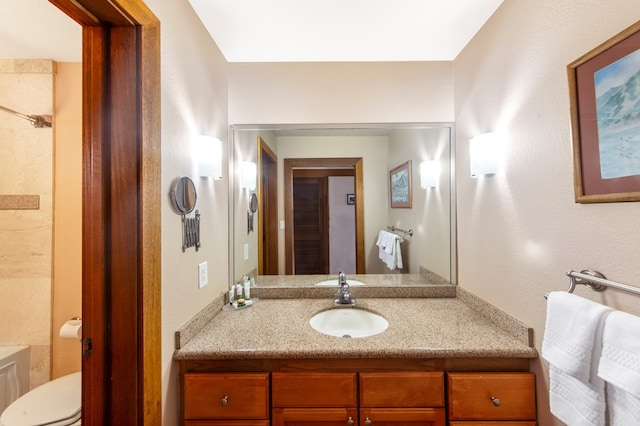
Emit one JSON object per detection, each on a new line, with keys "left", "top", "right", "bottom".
{"left": 60, "top": 317, "right": 83, "bottom": 340}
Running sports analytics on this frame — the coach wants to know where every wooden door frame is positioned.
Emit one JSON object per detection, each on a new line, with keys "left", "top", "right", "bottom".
{"left": 49, "top": 0, "right": 161, "bottom": 424}
{"left": 257, "top": 136, "right": 278, "bottom": 274}
{"left": 284, "top": 158, "right": 364, "bottom": 275}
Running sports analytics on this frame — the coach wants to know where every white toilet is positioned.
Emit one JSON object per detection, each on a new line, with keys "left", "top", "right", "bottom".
{"left": 0, "top": 371, "right": 81, "bottom": 426}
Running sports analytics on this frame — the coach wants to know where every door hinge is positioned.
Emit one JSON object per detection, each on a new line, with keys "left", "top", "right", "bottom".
{"left": 82, "top": 337, "right": 93, "bottom": 356}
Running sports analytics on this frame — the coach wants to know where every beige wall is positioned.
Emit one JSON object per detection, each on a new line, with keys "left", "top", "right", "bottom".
{"left": 0, "top": 59, "right": 54, "bottom": 389}
{"left": 228, "top": 61, "right": 454, "bottom": 125}
{"left": 387, "top": 128, "right": 451, "bottom": 279}
{"left": 454, "top": 1, "right": 640, "bottom": 424}
{"left": 143, "top": 1, "right": 230, "bottom": 424}
{"left": 51, "top": 62, "right": 82, "bottom": 379}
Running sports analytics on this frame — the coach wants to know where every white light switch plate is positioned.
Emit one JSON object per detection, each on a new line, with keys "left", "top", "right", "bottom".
{"left": 198, "top": 261, "right": 208, "bottom": 288}
{"left": 243, "top": 243, "right": 249, "bottom": 260}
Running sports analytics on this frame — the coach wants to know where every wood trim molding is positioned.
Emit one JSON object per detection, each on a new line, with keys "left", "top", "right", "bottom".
{"left": 49, "top": 0, "right": 161, "bottom": 423}
{"left": 284, "top": 158, "right": 364, "bottom": 275}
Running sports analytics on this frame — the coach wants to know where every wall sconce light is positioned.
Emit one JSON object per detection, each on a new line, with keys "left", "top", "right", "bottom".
{"left": 195, "top": 135, "right": 222, "bottom": 179}
{"left": 241, "top": 161, "right": 257, "bottom": 190}
{"left": 420, "top": 160, "right": 439, "bottom": 189}
{"left": 469, "top": 132, "right": 501, "bottom": 177}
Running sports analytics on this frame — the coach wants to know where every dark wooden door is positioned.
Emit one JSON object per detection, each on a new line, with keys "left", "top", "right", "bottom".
{"left": 293, "top": 177, "right": 329, "bottom": 274}
{"left": 258, "top": 137, "right": 278, "bottom": 275}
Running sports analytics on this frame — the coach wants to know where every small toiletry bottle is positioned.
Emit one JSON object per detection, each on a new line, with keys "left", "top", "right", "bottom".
{"left": 235, "top": 283, "right": 243, "bottom": 300}
{"left": 244, "top": 276, "right": 251, "bottom": 300}
{"left": 228, "top": 286, "right": 235, "bottom": 305}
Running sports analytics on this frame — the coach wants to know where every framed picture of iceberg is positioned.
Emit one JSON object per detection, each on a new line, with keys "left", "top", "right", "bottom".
{"left": 569, "top": 21, "right": 640, "bottom": 203}
{"left": 389, "top": 160, "right": 412, "bottom": 208}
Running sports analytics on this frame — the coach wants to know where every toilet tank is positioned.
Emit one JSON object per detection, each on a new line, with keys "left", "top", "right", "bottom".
{"left": 0, "top": 346, "right": 30, "bottom": 415}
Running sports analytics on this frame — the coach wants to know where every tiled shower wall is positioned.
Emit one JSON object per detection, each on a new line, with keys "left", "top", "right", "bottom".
{"left": 0, "top": 59, "right": 54, "bottom": 389}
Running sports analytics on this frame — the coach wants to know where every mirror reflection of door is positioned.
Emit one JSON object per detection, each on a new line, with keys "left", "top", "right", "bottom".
{"left": 257, "top": 137, "right": 278, "bottom": 274}
{"left": 285, "top": 158, "right": 363, "bottom": 275}
{"left": 293, "top": 175, "right": 329, "bottom": 273}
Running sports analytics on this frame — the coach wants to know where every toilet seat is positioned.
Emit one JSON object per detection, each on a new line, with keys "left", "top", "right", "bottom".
{"left": 0, "top": 372, "right": 81, "bottom": 426}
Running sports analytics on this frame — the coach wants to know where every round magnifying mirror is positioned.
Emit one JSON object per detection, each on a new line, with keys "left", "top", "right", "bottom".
{"left": 169, "top": 176, "right": 197, "bottom": 214}
{"left": 249, "top": 192, "right": 258, "bottom": 213}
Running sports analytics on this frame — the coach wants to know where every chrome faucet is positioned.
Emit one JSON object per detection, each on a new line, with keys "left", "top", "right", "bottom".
{"left": 334, "top": 271, "right": 356, "bottom": 306}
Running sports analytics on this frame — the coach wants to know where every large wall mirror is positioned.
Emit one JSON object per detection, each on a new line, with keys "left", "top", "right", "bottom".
{"left": 229, "top": 123, "right": 456, "bottom": 288}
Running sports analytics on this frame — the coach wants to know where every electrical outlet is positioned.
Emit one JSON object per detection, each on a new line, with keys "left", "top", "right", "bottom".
{"left": 198, "top": 261, "right": 208, "bottom": 288}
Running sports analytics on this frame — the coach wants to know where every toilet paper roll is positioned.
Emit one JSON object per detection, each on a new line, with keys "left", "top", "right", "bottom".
{"left": 59, "top": 319, "right": 82, "bottom": 340}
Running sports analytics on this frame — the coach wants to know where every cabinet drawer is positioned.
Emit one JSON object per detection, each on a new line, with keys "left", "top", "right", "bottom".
{"left": 450, "top": 423, "right": 536, "bottom": 426}
{"left": 272, "top": 407, "right": 358, "bottom": 424}
{"left": 360, "top": 372, "right": 444, "bottom": 407}
{"left": 361, "top": 407, "right": 446, "bottom": 425}
{"left": 184, "top": 372, "right": 269, "bottom": 419}
{"left": 186, "top": 421, "right": 270, "bottom": 426}
{"left": 447, "top": 373, "right": 536, "bottom": 421}
{"left": 272, "top": 372, "right": 357, "bottom": 407}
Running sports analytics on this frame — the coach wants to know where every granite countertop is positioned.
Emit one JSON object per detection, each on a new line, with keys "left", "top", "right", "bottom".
{"left": 174, "top": 295, "right": 537, "bottom": 361}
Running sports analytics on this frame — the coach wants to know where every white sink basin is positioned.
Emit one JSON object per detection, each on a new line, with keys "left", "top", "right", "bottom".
{"left": 309, "top": 308, "right": 388, "bottom": 338}
{"left": 314, "top": 279, "right": 366, "bottom": 286}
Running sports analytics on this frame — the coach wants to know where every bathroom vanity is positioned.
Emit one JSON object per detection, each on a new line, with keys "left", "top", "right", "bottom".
{"left": 175, "top": 290, "right": 538, "bottom": 425}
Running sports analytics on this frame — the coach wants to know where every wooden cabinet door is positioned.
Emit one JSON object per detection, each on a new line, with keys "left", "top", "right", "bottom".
{"left": 360, "top": 408, "right": 446, "bottom": 426}
{"left": 272, "top": 407, "right": 358, "bottom": 425}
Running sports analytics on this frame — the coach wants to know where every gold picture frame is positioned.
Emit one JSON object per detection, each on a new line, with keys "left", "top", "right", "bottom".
{"left": 568, "top": 20, "right": 640, "bottom": 203}
{"left": 389, "top": 160, "right": 412, "bottom": 208}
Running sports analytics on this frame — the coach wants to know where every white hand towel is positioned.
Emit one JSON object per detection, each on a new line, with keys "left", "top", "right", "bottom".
{"left": 549, "top": 365, "right": 608, "bottom": 426}
{"left": 598, "top": 310, "right": 640, "bottom": 398}
{"left": 604, "top": 382, "right": 640, "bottom": 425}
{"left": 597, "top": 310, "right": 640, "bottom": 425}
{"left": 542, "top": 292, "right": 613, "bottom": 381}
{"left": 392, "top": 237, "right": 403, "bottom": 270}
{"left": 376, "top": 231, "right": 393, "bottom": 266}
{"left": 542, "top": 291, "right": 613, "bottom": 426}
{"left": 376, "top": 231, "right": 402, "bottom": 270}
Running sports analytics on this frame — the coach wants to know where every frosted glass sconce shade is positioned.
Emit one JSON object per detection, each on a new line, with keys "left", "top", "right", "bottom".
{"left": 241, "top": 161, "right": 257, "bottom": 190}
{"left": 195, "top": 135, "right": 222, "bottom": 179}
{"left": 470, "top": 132, "right": 501, "bottom": 177}
{"left": 420, "top": 160, "right": 439, "bottom": 188}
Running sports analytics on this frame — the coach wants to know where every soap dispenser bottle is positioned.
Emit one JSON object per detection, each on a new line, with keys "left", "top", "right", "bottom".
{"left": 243, "top": 276, "right": 251, "bottom": 300}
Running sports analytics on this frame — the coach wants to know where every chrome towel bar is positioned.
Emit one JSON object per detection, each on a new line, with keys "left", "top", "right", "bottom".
{"left": 545, "top": 269, "right": 640, "bottom": 299}
{"left": 386, "top": 225, "right": 413, "bottom": 237}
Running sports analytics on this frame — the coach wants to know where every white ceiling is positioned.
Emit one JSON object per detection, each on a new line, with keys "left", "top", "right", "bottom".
{"left": 188, "top": 0, "right": 504, "bottom": 62}
{"left": 2, "top": 0, "right": 503, "bottom": 63}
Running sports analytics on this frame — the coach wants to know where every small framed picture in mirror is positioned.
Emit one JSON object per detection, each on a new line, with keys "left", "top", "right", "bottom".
{"left": 390, "top": 160, "right": 412, "bottom": 208}
{"left": 347, "top": 193, "right": 355, "bottom": 205}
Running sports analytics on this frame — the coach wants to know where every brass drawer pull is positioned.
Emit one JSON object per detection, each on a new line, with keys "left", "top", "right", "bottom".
{"left": 364, "top": 417, "right": 372, "bottom": 426}
{"left": 347, "top": 416, "right": 355, "bottom": 425}
{"left": 490, "top": 395, "right": 501, "bottom": 406}
{"left": 220, "top": 395, "right": 229, "bottom": 406}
